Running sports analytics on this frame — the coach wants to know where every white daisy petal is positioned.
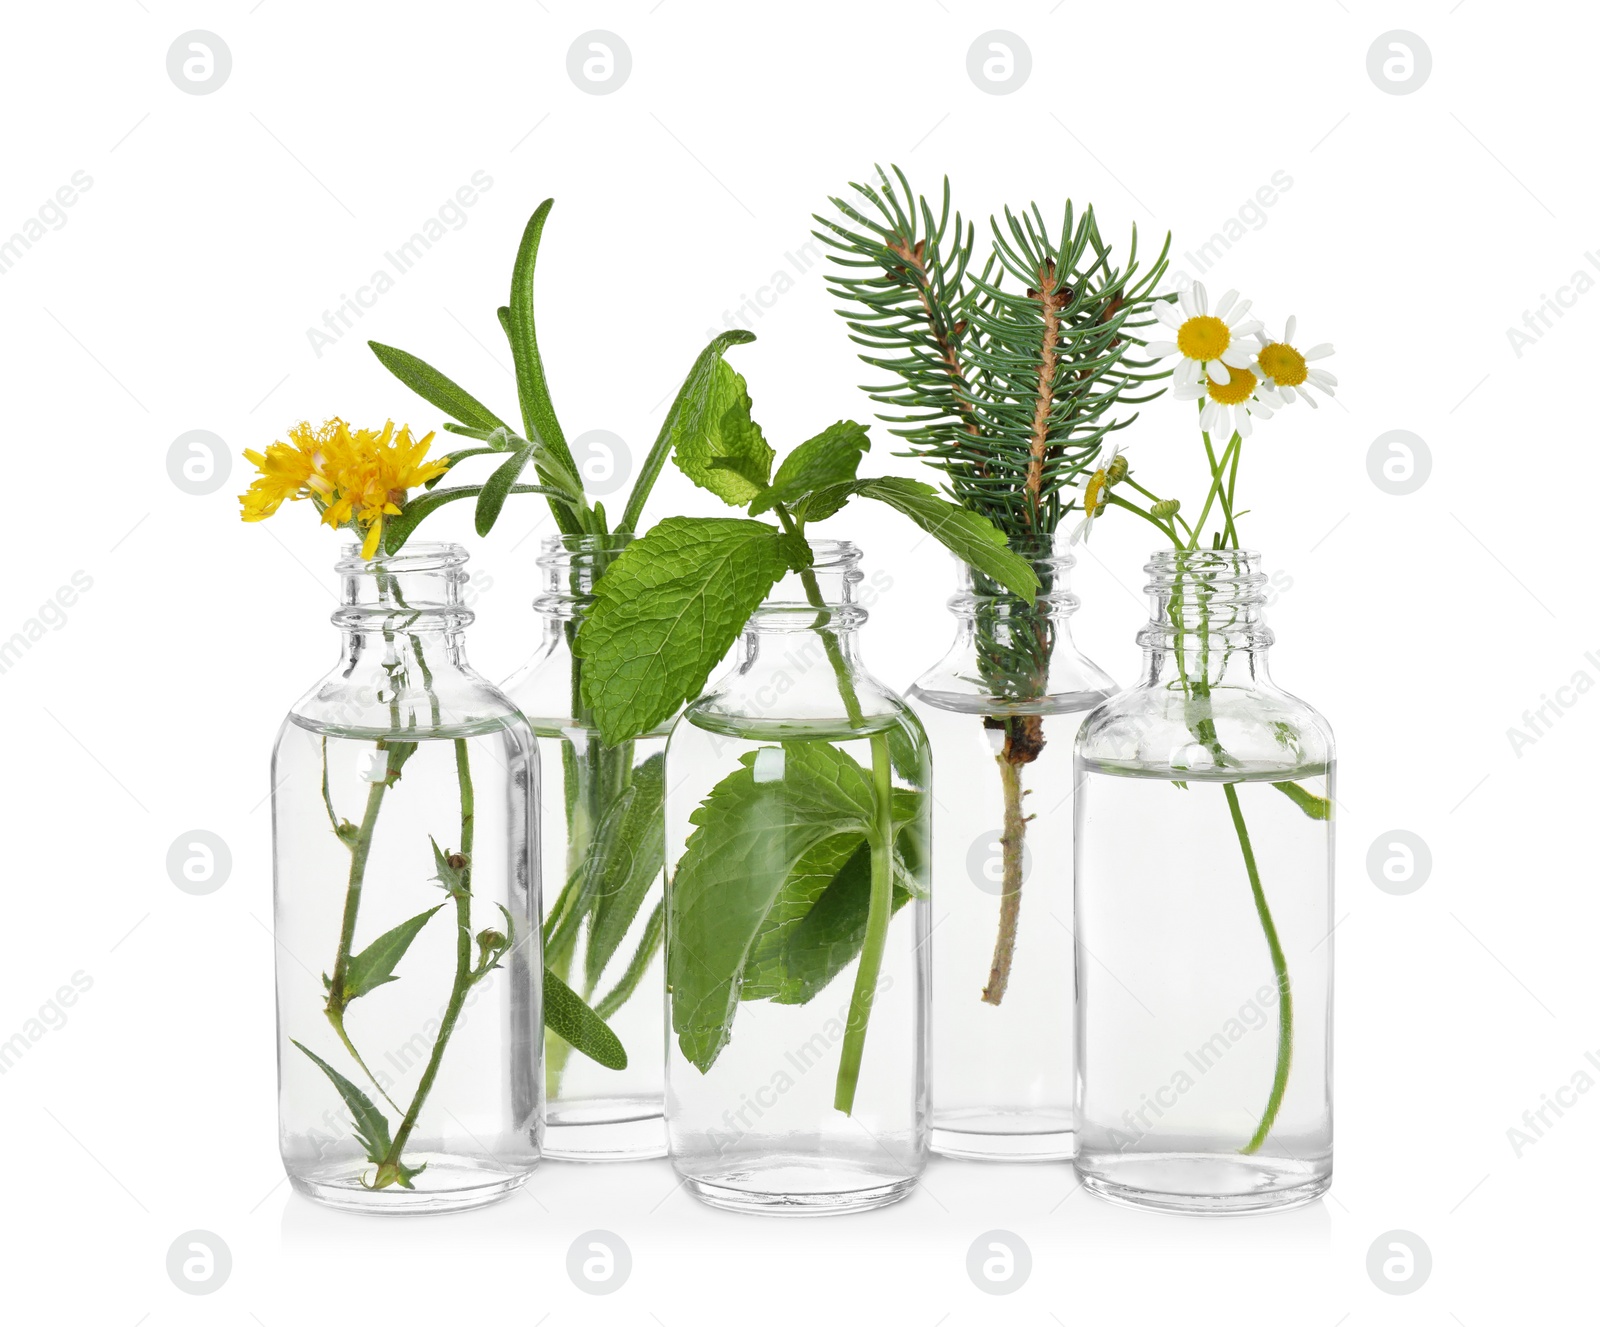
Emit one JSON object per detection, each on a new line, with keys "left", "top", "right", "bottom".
{"left": 1215, "top": 289, "right": 1239, "bottom": 320}
{"left": 1200, "top": 401, "right": 1221, "bottom": 433}
{"left": 1147, "top": 340, "right": 1179, "bottom": 359}
{"left": 1235, "top": 407, "right": 1252, "bottom": 439}
{"left": 1232, "top": 319, "right": 1263, "bottom": 337}
{"left": 1284, "top": 315, "right": 1297, "bottom": 342}
{"left": 1180, "top": 285, "right": 1201, "bottom": 318}
{"left": 1221, "top": 345, "right": 1252, "bottom": 369}
{"left": 1303, "top": 343, "right": 1334, "bottom": 360}
{"left": 1225, "top": 299, "right": 1253, "bottom": 325}
{"left": 1155, "top": 302, "right": 1184, "bottom": 329}
{"left": 1297, "top": 386, "right": 1318, "bottom": 408}
{"left": 1207, "top": 359, "right": 1230, "bottom": 385}
{"left": 1307, "top": 368, "right": 1337, "bottom": 387}
{"left": 1192, "top": 282, "right": 1208, "bottom": 315}
{"left": 1176, "top": 359, "right": 1201, "bottom": 387}
{"left": 1175, "top": 382, "right": 1206, "bottom": 401}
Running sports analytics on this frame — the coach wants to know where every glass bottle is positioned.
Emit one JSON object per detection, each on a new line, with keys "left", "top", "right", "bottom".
{"left": 272, "top": 543, "right": 541, "bottom": 1213}
{"left": 664, "top": 541, "right": 932, "bottom": 1214}
{"left": 908, "top": 535, "right": 1115, "bottom": 1161}
{"left": 501, "top": 534, "right": 669, "bottom": 1161}
{"left": 1074, "top": 549, "right": 1334, "bottom": 1213}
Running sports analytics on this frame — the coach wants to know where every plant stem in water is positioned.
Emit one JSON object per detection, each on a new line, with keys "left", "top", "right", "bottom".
{"left": 1225, "top": 781, "right": 1293, "bottom": 1155}
{"left": 981, "top": 752, "right": 1029, "bottom": 1004}
{"left": 376, "top": 738, "right": 478, "bottom": 1185}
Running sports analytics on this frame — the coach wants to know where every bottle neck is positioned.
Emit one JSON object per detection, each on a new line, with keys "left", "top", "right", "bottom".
{"left": 334, "top": 542, "right": 472, "bottom": 670}
{"left": 1138, "top": 548, "right": 1274, "bottom": 688}
{"left": 914, "top": 535, "right": 1114, "bottom": 710}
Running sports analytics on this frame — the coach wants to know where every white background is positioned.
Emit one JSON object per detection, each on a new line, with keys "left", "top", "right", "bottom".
{"left": 1, "top": 0, "right": 1591, "bottom": 1322}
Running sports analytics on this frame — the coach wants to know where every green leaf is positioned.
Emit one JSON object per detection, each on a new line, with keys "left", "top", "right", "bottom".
{"left": 739, "top": 832, "right": 864, "bottom": 1002}
{"left": 574, "top": 517, "right": 789, "bottom": 745}
{"left": 367, "top": 341, "right": 507, "bottom": 434}
{"left": 668, "top": 741, "right": 877, "bottom": 1072}
{"left": 583, "top": 754, "right": 667, "bottom": 989}
{"left": 618, "top": 329, "right": 757, "bottom": 533}
{"left": 475, "top": 445, "right": 535, "bottom": 536}
{"left": 293, "top": 1040, "right": 393, "bottom": 1167}
{"left": 383, "top": 482, "right": 561, "bottom": 554}
{"left": 672, "top": 361, "right": 775, "bottom": 506}
{"left": 792, "top": 481, "right": 856, "bottom": 525}
{"left": 544, "top": 968, "right": 627, "bottom": 1070}
{"left": 339, "top": 904, "right": 444, "bottom": 1002}
{"left": 505, "top": 204, "right": 577, "bottom": 478}
{"left": 593, "top": 896, "right": 665, "bottom": 1022}
{"left": 851, "top": 476, "right": 1040, "bottom": 599}
{"left": 749, "top": 421, "right": 871, "bottom": 515}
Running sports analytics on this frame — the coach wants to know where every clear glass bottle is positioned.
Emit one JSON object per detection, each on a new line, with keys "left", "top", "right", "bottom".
{"left": 909, "top": 535, "right": 1115, "bottom": 1161}
{"left": 273, "top": 543, "right": 541, "bottom": 1213}
{"left": 1074, "top": 549, "right": 1334, "bottom": 1213}
{"left": 501, "top": 534, "right": 668, "bottom": 1161}
{"left": 664, "top": 541, "right": 932, "bottom": 1214}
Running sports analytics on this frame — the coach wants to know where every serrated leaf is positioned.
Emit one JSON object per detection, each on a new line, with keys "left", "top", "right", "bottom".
{"left": 341, "top": 904, "right": 444, "bottom": 1002}
{"left": 583, "top": 754, "right": 667, "bottom": 989}
{"left": 851, "top": 476, "right": 1040, "bottom": 599}
{"left": 749, "top": 420, "right": 871, "bottom": 515}
{"left": 367, "top": 341, "right": 507, "bottom": 434}
{"left": 574, "top": 517, "right": 789, "bottom": 745}
{"left": 544, "top": 968, "right": 627, "bottom": 1070}
{"left": 293, "top": 1039, "right": 393, "bottom": 1167}
{"left": 668, "top": 741, "right": 877, "bottom": 1072}
{"left": 672, "top": 361, "right": 774, "bottom": 505}
{"left": 618, "top": 329, "right": 756, "bottom": 533}
{"left": 792, "top": 480, "right": 856, "bottom": 525}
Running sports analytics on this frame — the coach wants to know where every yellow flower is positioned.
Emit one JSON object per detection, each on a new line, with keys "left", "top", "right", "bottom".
{"left": 240, "top": 418, "right": 447, "bottom": 559}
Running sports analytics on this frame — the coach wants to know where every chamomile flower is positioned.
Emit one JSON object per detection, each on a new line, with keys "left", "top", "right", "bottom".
{"left": 1255, "top": 316, "right": 1337, "bottom": 407}
{"left": 1148, "top": 284, "right": 1263, "bottom": 389}
{"left": 1068, "top": 443, "right": 1123, "bottom": 544}
{"left": 1176, "top": 364, "right": 1281, "bottom": 439}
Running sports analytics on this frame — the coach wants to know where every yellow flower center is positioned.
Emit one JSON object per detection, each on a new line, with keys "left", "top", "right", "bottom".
{"left": 1083, "top": 469, "right": 1108, "bottom": 516}
{"left": 1206, "top": 365, "right": 1258, "bottom": 406}
{"left": 1176, "top": 314, "right": 1230, "bottom": 361}
{"left": 1257, "top": 342, "right": 1307, "bottom": 387}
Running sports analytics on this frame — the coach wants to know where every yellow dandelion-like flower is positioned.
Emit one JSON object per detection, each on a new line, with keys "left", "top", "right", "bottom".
{"left": 240, "top": 418, "right": 447, "bottom": 559}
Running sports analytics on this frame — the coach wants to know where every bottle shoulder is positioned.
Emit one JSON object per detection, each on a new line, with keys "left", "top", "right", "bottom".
{"left": 1076, "top": 678, "right": 1333, "bottom": 777}
{"left": 286, "top": 657, "right": 529, "bottom": 741}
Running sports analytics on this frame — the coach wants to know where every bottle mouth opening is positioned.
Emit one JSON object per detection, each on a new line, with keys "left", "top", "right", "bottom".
{"left": 336, "top": 541, "right": 468, "bottom": 576}
{"left": 1144, "top": 548, "right": 1264, "bottom": 593}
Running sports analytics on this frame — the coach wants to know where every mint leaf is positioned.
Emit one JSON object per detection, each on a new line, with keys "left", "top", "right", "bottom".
{"left": 338, "top": 904, "right": 444, "bottom": 1002}
{"left": 544, "top": 968, "right": 627, "bottom": 1070}
{"left": 668, "top": 741, "right": 876, "bottom": 1071}
{"left": 851, "top": 476, "right": 1040, "bottom": 599}
{"left": 293, "top": 1040, "right": 394, "bottom": 1168}
{"left": 792, "top": 480, "right": 856, "bottom": 524}
{"left": 749, "top": 420, "right": 870, "bottom": 515}
{"left": 739, "top": 833, "right": 864, "bottom": 1002}
{"left": 619, "top": 329, "right": 756, "bottom": 533}
{"left": 672, "top": 361, "right": 774, "bottom": 505}
{"left": 583, "top": 754, "right": 667, "bottom": 989}
{"left": 575, "top": 517, "right": 789, "bottom": 745}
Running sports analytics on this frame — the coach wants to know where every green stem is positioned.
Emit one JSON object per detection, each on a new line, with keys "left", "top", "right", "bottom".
{"left": 772, "top": 502, "right": 895, "bottom": 1116}
{"left": 835, "top": 732, "right": 893, "bottom": 1115}
{"left": 1186, "top": 432, "right": 1242, "bottom": 550}
{"left": 376, "top": 738, "right": 477, "bottom": 1185}
{"left": 1225, "top": 782, "right": 1293, "bottom": 1155}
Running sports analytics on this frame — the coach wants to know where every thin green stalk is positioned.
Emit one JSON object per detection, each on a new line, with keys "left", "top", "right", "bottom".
{"left": 1186, "top": 432, "right": 1242, "bottom": 549}
{"left": 322, "top": 739, "right": 405, "bottom": 1115}
{"left": 835, "top": 732, "right": 894, "bottom": 1115}
{"left": 1225, "top": 782, "right": 1292, "bottom": 1154}
{"left": 773, "top": 501, "right": 895, "bottom": 1116}
{"left": 377, "top": 737, "right": 477, "bottom": 1184}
